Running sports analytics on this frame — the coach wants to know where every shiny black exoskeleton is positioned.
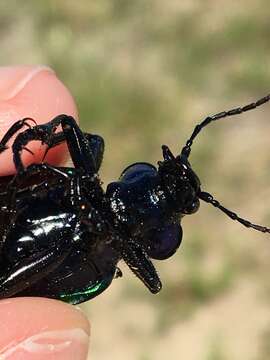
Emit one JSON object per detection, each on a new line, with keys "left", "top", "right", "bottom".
{"left": 0, "top": 94, "right": 269, "bottom": 304}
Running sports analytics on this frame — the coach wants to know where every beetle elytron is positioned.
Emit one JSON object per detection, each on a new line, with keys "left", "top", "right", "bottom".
{"left": 0, "top": 94, "right": 268, "bottom": 304}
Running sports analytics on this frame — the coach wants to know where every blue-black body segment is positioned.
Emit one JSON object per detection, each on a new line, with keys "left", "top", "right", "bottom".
{"left": 107, "top": 163, "right": 166, "bottom": 230}
{"left": 107, "top": 163, "right": 183, "bottom": 260}
{"left": 146, "top": 223, "right": 182, "bottom": 260}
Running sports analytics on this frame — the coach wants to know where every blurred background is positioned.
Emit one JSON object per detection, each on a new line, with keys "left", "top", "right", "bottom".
{"left": 1, "top": 1, "right": 270, "bottom": 359}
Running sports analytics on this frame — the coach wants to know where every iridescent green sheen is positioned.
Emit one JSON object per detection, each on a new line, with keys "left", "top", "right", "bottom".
{"left": 67, "top": 169, "right": 75, "bottom": 175}
{"left": 59, "top": 277, "right": 113, "bottom": 304}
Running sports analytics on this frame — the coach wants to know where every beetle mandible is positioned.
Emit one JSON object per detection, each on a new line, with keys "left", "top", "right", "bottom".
{"left": 0, "top": 94, "right": 268, "bottom": 304}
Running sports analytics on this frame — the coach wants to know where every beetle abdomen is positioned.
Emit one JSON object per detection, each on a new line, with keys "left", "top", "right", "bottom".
{"left": 3, "top": 201, "right": 77, "bottom": 262}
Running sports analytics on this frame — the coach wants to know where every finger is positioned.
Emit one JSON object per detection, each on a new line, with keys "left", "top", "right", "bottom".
{"left": 0, "top": 65, "right": 78, "bottom": 176}
{"left": 0, "top": 297, "right": 90, "bottom": 359}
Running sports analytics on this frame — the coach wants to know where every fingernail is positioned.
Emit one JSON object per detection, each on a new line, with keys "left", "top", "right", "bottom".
{"left": 0, "top": 328, "right": 89, "bottom": 360}
{"left": 0, "top": 297, "right": 90, "bottom": 360}
{"left": 0, "top": 66, "right": 54, "bottom": 101}
{"left": 0, "top": 65, "right": 78, "bottom": 175}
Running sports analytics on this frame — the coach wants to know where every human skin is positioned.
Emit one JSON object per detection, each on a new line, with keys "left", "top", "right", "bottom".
{"left": 0, "top": 66, "right": 90, "bottom": 359}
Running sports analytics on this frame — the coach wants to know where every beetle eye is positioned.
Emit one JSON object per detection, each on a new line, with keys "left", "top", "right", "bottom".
{"left": 182, "top": 198, "right": 200, "bottom": 214}
{"left": 146, "top": 223, "right": 182, "bottom": 260}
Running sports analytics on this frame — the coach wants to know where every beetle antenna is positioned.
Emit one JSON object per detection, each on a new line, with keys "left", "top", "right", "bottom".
{"left": 181, "top": 94, "right": 270, "bottom": 158}
{"left": 199, "top": 191, "right": 270, "bottom": 234}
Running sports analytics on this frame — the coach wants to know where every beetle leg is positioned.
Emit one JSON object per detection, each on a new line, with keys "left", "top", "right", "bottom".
{"left": 0, "top": 118, "right": 37, "bottom": 154}
{"left": 122, "top": 240, "right": 162, "bottom": 294}
{"left": 0, "top": 238, "right": 72, "bottom": 298}
{"left": 83, "top": 133, "right": 104, "bottom": 172}
{"left": 11, "top": 115, "right": 65, "bottom": 171}
{"left": 114, "top": 267, "right": 123, "bottom": 278}
{"left": 5, "top": 163, "right": 71, "bottom": 213}
{"left": 21, "top": 163, "right": 70, "bottom": 179}
{"left": 42, "top": 132, "right": 104, "bottom": 172}
{"left": 12, "top": 115, "right": 101, "bottom": 175}
{"left": 57, "top": 116, "right": 100, "bottom": 175}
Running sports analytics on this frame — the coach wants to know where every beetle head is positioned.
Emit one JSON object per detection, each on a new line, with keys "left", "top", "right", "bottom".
{"left": 158, "top": 145, "right": 200, "bottom": 215}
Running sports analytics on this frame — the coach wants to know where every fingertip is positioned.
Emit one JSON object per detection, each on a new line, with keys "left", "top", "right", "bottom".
{"left": 0, "top": 65, "right": 79, "bottom": 176}
{"left": 0, "top": 297, "right": 90, "bottom": 359}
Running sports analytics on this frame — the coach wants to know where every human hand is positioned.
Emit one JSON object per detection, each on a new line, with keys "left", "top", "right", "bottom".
{"left": 0, "top": 66, "right": 90, "bottom": 359}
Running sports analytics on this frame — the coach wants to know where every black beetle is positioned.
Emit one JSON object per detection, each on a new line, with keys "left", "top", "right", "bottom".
{"left": 0, "top": 94, "right": 269, "bottom": 305}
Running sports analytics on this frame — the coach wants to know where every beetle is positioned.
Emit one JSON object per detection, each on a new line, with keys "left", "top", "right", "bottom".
{"left": 0, "top": 94, "right": 268, "bottom": 305}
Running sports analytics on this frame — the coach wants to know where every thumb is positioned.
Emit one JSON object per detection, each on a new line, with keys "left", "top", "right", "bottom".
{"left": 0, "top": 65, "right": 78, "bottom": 176}
{"left": 0, "top": 297, "right": 90, "bottom": 359}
